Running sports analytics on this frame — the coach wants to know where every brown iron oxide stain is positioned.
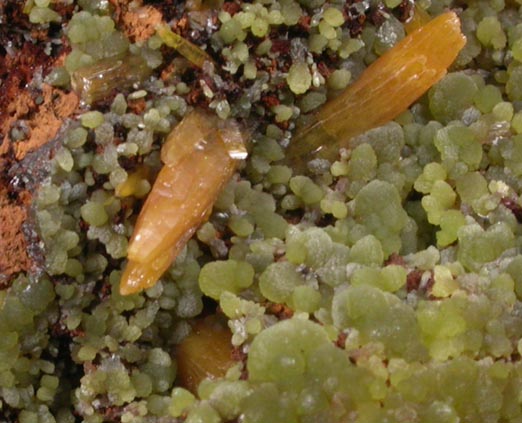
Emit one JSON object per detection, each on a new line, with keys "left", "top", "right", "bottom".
{"left": 0, "top": 23, "right": 78, "bottom": 283}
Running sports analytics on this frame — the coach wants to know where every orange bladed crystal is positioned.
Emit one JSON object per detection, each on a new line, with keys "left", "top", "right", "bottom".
{"left": 285, "top": 11, "right": 466, "bottom": 171}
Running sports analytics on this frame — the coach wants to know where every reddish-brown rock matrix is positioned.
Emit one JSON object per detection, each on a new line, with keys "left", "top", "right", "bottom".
{"left": 0, "top": 4, "right": 78, "bottom": 283}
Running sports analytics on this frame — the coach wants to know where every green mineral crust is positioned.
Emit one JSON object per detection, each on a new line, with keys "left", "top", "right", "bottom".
{"left": 3, "top": 0, "right": 522, "bottom": 422}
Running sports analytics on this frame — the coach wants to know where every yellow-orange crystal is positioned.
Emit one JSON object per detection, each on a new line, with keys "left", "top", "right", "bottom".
{"left": 157, "top": 25, "right": 214, "bottom": 68}
{"left": 120, "top": 110, "right": 247, "bottom": 295}
{"left": 285, "top": 11, "right": 466, "bottom": 171}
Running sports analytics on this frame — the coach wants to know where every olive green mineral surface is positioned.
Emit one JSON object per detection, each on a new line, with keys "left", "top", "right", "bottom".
{"left": 3, "top": 0, "right": 522, "bottom": 422}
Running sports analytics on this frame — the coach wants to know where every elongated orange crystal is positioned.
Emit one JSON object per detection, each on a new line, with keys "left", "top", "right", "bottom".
{"left": 120, "top": 110, "right": 247, "bottom": 295}
{"left": 285, "top": 11, "right": 466, "bottom": 171}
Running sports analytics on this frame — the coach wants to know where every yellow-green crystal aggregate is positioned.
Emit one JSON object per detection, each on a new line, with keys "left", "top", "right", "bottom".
{"left": 7, "top": 0, "right": 522, "bottom": 422}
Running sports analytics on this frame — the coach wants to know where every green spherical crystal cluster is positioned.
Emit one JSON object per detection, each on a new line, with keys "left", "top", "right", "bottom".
{"left": 24, "top": 0, "right": 62, "bottom": 24}
{"left": 5, "top": 0, "right": 522, "bottom": 421}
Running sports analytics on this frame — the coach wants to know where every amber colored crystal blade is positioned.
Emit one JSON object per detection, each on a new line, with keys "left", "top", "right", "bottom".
{"left": 120, "top": 110, "right": 245, "bottom": 295}
{"left": 157, "top": 25, "right": 214, "bottom": 68}
{"left": 71, "top": 54, "right": 152, "bottom": 105}
{"left": 160, "top": 110, "right": 216, "bottom": 165}
{"left": 285, "top": 11, "right": 466, "bottom": 172}
{"left": 120, "top": 236, "right": 189, "bottom": 296}
{"left": 126, "top": 143, "right": 235, "bottom": 265}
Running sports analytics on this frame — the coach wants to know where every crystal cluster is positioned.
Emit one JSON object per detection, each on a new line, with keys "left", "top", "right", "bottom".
{"left": 3, "top": 0, "right": 522, "bottom": 422}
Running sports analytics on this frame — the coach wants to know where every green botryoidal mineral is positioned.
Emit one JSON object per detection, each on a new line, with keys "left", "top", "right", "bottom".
{"left": 10, "top": 0, "right": 522, "bottom": 421}
{"left": 24, "top": 0, "right": 61, "bottom": 23}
